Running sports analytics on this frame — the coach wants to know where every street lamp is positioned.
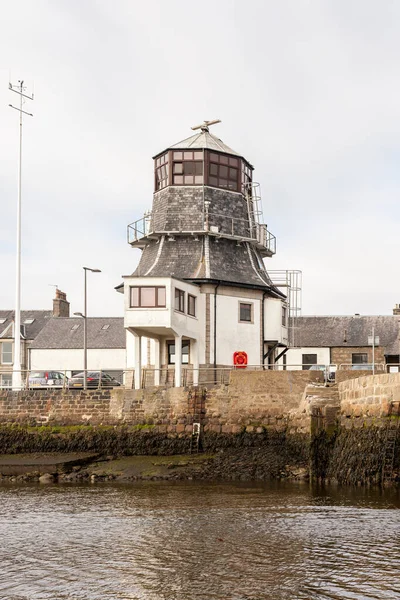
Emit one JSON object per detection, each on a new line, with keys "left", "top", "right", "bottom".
{"left": 74, "top": 267, "right": 101, "bottom": 390}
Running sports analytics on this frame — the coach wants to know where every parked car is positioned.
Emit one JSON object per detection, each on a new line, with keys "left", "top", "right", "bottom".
{"left": 28, "top": 371, "right": 68, "bottom": 389}
{"left": 69, "top": 371, "right": 121, "bottom": 389}
{"left": 309, "top": 364, "right": 336, "bottom": 382}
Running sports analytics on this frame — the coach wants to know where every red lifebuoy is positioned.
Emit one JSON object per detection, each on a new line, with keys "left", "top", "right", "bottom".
{"left": 233, "top": 351, "right": 248, "bottom": 368}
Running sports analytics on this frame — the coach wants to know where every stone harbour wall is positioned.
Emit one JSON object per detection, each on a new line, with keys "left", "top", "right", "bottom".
{"left": 339, "top": 372, "right": 400, "bottom": 424}
{"left": 0, "top": 370, "right": 324, "bottom": 434}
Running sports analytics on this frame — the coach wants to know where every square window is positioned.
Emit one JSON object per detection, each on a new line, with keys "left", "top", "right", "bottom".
{"left": 194, "top": 151, "right": 203, "bottom": 160}
{"left": 184, "top": 151, "right": 193, "bottom": 160}
{"left": 173, "top": 163, "right": 183, "bottom": 174}
{"left": 210, "top": 153, "right": 219, "bottom": 163}
{"left": 302, "top": 354, "right": 317, "bottom": 369}
{"left": 220, "top": 155, "right": 229, "bottom": 165}
{"left": 239, "top": 303, "right": 252, "bottom": 323}
{"left": 352, "top": 353, "right": 368, "bottom": 364}
{"left": 194, "top": 175, "right": 203, "bottom": 184}
{"left": 184, "top": 175, "right": 194, "bottom": 184}
{"left": 209, "top": 176, "right": 218, "bottom": 186}
{"left": 188, "top": 294, "right": 196, "bottom": 316}
{"left": 229, "top": 157, "right": 238, "bottom": 167}
{"left": 220, "top": 165, "right": 228, "bottom": 178}
{"left": 173, "top": 151, "right": 183, "bottom": 160}
{"left": 173, "top": 175, "right": 183, "bottom": 184}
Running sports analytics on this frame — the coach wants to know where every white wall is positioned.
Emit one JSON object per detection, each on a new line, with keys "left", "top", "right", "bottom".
{"left": 283, "top": 347, "right": 331, "bottom": 370}
{"left": 264, "top": 298, "right": 288, "bottom": 345}
{"left": 215, "top": 294, "right": 261, "bottom": 365}
{"left": 30, "top": 348, "right": 126, "bottom": 375}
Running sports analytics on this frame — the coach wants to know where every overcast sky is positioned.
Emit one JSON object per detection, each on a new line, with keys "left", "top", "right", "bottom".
{"left": 1, "top": 0, "right": 400, "bottom": 317}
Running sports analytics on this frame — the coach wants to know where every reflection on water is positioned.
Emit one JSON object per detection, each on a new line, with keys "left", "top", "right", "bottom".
{"left": 0, "top": 481, "right": 398, "bottom": 600}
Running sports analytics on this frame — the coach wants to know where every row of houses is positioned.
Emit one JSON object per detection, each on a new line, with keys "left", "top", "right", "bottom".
{"left": 1, "top": 288, "right": 400, "bottom": 388}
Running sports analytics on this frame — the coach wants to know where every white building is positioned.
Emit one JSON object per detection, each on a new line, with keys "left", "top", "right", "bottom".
{"left": 119, "top": 122, "right": 288, "bottom": 388}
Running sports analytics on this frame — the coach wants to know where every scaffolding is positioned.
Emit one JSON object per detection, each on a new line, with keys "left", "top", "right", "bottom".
{"left": 268, "top": 270, "right": 302, "bottom": 347}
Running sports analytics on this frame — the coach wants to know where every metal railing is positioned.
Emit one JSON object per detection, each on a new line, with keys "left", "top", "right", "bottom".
{"left": 127, "top": 210, "right": 276, "bottom": 255}
{"left": 1, "top": 362, "right": 396, "bottom": 392}
{"left": 0, "top": 369, "right": 130, "bottom": 391}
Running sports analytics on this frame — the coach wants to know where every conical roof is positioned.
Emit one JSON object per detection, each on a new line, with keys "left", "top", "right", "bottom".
{"left": 161, "top": 130, "right": 241, "bottom": 157}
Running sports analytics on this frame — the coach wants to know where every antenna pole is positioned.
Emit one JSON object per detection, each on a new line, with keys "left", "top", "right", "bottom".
{"left": 9, "top": 80, "right": 34, "bottom": 389}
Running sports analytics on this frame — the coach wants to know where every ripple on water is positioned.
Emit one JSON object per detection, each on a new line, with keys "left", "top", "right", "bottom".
{"left": 0, "top": 482, "right": 398, "bottom": 600}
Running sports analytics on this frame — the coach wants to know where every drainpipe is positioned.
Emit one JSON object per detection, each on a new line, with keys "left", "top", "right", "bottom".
{"left": 261, "top": 291, "right": 268, "bottom": 369}
{"left": 213, "top": 282, "right": 221, "bottom": 376}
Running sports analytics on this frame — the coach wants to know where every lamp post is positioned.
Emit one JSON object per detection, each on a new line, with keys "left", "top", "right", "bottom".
{"left": 368, "top": 327, "right": 379, "bottom": 375}
{"left": 74, "top": 267, "right": 101, "bottom": 390}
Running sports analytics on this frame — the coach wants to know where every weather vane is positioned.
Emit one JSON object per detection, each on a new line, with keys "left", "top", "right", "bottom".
{"left": 191, "top": 119, "right": 221, "bottom": 133}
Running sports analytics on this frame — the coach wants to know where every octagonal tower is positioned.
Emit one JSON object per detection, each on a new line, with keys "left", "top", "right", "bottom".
{"left": 128, "top": 122, "right": 277, "bottom": 289}
{"left": 123, "top": 122, "right": 287, "bottom": 389}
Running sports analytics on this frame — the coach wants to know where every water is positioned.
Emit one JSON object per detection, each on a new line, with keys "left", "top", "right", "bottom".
{"left": 0, "top": 481, "right": 399, "bottom": 600}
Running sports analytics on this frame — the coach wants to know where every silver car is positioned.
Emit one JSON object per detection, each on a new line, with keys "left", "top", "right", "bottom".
{"left": 28, "top": 371, "right": 68, "bottom": 389}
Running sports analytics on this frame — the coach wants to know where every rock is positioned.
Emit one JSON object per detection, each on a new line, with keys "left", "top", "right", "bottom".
{"left": 39, "top": 473, "right": 55, "bottom": 484}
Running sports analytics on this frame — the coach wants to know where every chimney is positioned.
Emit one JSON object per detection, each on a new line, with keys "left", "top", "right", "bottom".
{"left": 53, "top": 289, "right": 70, "bottom": 317}
{"left": 393, "top": 304, "right": 400, "bottom": 316}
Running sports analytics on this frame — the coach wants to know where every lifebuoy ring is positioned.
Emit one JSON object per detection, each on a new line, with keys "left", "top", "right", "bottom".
{"left": 233, "top": 351, "right": 248, "bottom": 368}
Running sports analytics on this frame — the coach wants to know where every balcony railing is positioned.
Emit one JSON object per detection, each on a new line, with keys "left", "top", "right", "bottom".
{"left": 127, "top": 211, "right": 276, "bottom": 256}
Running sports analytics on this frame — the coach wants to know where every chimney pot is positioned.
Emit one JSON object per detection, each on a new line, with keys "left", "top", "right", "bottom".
{"left": 53, "top": 289, "right": 70, "bottom": 317}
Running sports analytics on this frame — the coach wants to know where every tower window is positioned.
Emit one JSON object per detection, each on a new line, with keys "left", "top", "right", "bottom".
{"left": 172, "top": 150, "right": 204, "bottom": 185}
{"left": 155, "top": 153, "right": 169, "bottom": 190}
{"left": 241, "top": 161, "right": 252, "bottom": 194}
{"left": 208, "top": 153, "right": 239, "bottom": 191}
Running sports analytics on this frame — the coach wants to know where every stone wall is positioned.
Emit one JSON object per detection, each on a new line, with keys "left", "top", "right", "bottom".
{"left": 339, "top": 372, "right": 400, "bottom": 423}
{"left": 0, "top": 370, "right": 324, "bottom": 433}
{"left": 330, "top": 346, "right": 386, "bottom": 367}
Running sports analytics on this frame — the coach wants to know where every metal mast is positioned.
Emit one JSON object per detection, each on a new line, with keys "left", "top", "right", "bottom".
{"left": 9, "top": 80, "right": 34, "bottom": 389}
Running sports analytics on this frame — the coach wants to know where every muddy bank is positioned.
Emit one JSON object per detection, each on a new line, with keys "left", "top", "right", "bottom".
{"left": 0, "top": 450, "right": 310, "bottom": 483}
{"left": 0, "top": 425, "right": 310, "bottom": 483}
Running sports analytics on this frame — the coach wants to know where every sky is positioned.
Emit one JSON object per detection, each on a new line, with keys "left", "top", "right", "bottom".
{"left": 1, "top": 0, "right": 400, "bottom": 318}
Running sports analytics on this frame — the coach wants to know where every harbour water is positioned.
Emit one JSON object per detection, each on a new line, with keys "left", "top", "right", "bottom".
{"left": 0, "top": 481, "right": 399, "bottom": 600}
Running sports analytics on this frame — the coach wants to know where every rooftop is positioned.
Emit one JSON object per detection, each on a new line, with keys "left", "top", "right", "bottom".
{"left": 296, "top": 315, "right": 400, "bottom": 354}
{"left": 30, "top": 317, "right": 125, "bottom": 350}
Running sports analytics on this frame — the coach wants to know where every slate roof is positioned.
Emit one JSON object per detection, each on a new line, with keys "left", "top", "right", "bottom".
{"left": 0, "top": 310, "right": 52, "bottom": 340}
{"left": 296, "top": 316, "right": 400, "bottom": 354}
{"left": 160, "top": 130, "right": 242, "bottom": 158}
{"left": 30, "top": 317, "right": 125, "bottom": 349}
